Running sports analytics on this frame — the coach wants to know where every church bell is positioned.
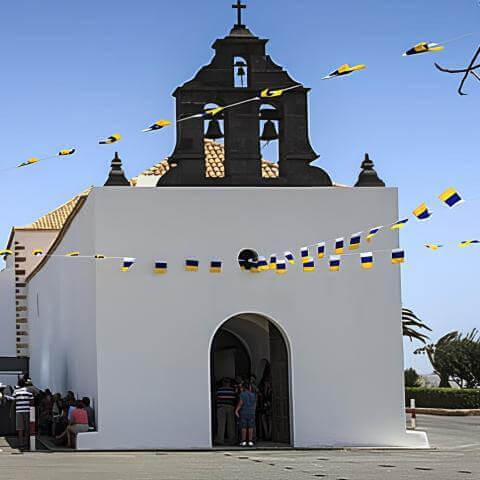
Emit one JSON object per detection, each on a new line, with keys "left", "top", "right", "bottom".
{"left": 234, "top": 60, "right": 247, "bottom": 87}
{"left": 204, "top": 119, "right": 224, "bottom": 139}
{"left": 260, "top": 120, "right": 279, "bottom": 142}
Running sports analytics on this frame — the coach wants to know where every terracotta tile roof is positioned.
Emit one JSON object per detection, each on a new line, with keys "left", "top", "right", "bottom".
{"left": 130, "top": 139, "right": 279, "bottom": 185}
{"left": 18, "top": 188, "right": 92, "bottom": 230}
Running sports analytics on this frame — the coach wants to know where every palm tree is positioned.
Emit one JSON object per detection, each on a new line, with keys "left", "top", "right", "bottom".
{"left": 414, "top": 332, "right": 458, "bottom": 387}
{"left": 402, "top": 308, "right": 432, "bottom": 345}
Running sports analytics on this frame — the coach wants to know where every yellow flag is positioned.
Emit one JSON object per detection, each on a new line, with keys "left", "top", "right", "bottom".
{"left": 58, "top": 149, "right": 76, "bottom": 156}
{"left": 17, "top": 157, "right": 39, "bottom": 168}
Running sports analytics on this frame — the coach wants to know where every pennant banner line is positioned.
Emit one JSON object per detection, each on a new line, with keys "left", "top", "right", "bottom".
{"left": 5, "top": 29, "right": 480, "bottom": 172}
{"left": 5, "top": 234, "right": 476, "bottom": 270}
{"left": 0, "top": 149, "right": 77, "bottom": 173}
{"left": 17, "top": 247, "right": 400, "bottom": 262}
{"left": 2, "top": 85, "right": 302, "bottom": 172}
{"left": 1, "top": 190, "right": 477, "bottom": 269}
{"left": 9, "top": 246, "right": 407, "bottom": 273}
{"left": 266, "top": 187, "right": 473, "bottom": 261}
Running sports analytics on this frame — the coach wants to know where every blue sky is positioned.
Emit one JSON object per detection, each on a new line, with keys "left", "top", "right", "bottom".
{"left": 1, "top": 0, "right": 479, "bottom": 372}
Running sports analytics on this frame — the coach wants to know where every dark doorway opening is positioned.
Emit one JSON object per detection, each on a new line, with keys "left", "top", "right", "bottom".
{"left": 210, "top": 313, "right": 291, "bottom": 447}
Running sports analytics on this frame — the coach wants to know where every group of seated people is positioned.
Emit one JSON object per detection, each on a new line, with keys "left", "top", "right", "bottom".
{"left": 1, "top": 376, "right": 95, "bottom": 449}
{"left": 214, "top": 374, "right": 272, "bottom": 447}
{"left": 39, "top": 389, "right": 95, "bottom": 448}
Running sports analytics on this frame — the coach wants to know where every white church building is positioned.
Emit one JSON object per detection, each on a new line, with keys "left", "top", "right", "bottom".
{"left": 0, "top": 5, "right": 428, "bottom": 450}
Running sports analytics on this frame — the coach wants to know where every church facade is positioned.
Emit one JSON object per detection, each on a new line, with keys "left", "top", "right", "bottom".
{"left": 9, "top": 5, "right": 428, "bottom": 449}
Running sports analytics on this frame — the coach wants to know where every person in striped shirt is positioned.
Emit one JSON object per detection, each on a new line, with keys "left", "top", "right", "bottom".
{"left": 4, "top": 378, "right": 34, "bottom": 448}
{"left": 215, "top": 378, "right": 237, "bottom": 445}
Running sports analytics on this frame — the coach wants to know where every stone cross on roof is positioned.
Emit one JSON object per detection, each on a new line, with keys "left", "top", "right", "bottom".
{"left": 232, "top": 0, "right": 246, "bottom": 27}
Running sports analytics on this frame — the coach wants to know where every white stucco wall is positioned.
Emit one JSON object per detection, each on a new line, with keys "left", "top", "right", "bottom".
{"left": 28, "top": 199, "right": 98, "bottom": 406}
{"left": 28, "top": 187, "right": 427, "bottom": 449}
{"left": 0, "top": 266, "right": 16, "bottom": 357}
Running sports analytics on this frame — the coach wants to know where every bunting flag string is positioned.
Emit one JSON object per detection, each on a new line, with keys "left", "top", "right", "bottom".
{"left": 260, "top": 85, "right": 302, "bottom": 98}
{"left": 322, "top": 63, "right": 366, "bottom": 80}
{"left": 2, "top": 83, "right": 300, "bottom": 172}
{"left": 329, "top": 255, "right": 341, "bottom": 272}
{"left": 366, "top": 226, "right": 383, "bottom": 242}
{"left": 269, "top": 254, "right": 277, "bottom": 270}
{"left": 360, "top": 252, "right": 374, "bottom": 270}
{"left": 335, "top": 238, "right": 344, "bottom": 255}
{"left": 458, "top": 240, "right": 480, "bottom": 247}
{"left": 154, "top": 261, "right": 168, "bottom": 274}
{"left": 349, "top": 232, "right": 362, "bottom": 250}
{"left": 174, "top": 86, "right": 302, "bottom": 126}
{"left": 402, "top": 32, "right": 478, "bottom": 58}
{"left": 121, "top": 257, "right": 136, "bottom": 272}
{"left": 99, "top": 134, "right": 122, "bottom": 145}
{"left": 403, "top": 42, "right": 444, "bottom": 57}
{"left": 3, "top": 177, "right": 477, "bottom": 278}
{"left": 24, "top": 251, "right": 123, "bottom": 260}
{"left": 284, "top": 251, "right": 295, "bottom": 264}
{"left": 267, "top": 186, "right": 468, "bottom": 261}
{"left": 300, "top": 247, "right": 309, "bottom": 262}
{"left": 142, "top": 120, "right": 172, "bottom": 133}
{"left": 390, "top": 218, "right": 409, "bottom": 230}
{"left": 257, "top": 257, "right": 269, "bottom": 271}
{"left": 209, "top": 260, "right": 222, "bottom": 273}
{"left": 13, "top": 148, "right": 76, "bottom": 170}
{"left": 391, "top": 249, "right": 405, "bottom": 264}
{"left": 412, "top": 203, "right": 433, "bottom": 221}
{"left": 425, "top": 244, "right": 443, "bottom": 250}
{"left": 438, "top": 187, "right": 464, "bottom": 208}
{"left": 10, "top": 240, "right": 477, "bottom": 277}
{"left": 302, "top": 257, "right": 316, "bottom": 272}
{"left": 316, "top": 242, "right": 325, "bottom": 259}
{"left": 185, "top": 259, "right": 199, "bottom": 272}
{"left": 0, "top": 148, "right": 76, "bottom": 173}
{"left": 249, "top": 260, "right": 259, "bottom": 273}
{"left": 276, "top": 260, "right": 287, "bottom": 275}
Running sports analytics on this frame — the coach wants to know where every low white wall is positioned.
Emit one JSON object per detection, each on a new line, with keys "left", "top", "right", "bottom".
{"left": 64, "top": 187, "right": 427, "bottom": 449}
{"left": 0, "top": 267, "right": 16, "bottom": 357}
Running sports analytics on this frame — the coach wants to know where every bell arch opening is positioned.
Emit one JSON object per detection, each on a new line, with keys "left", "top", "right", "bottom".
{"left": 259, "top": 104, "right": 280, "bottom": 167}
{"left": 233, "top": 56, "right": 248, "bottom": 88}
{"left": 210, "top": 312, "right": 292, "bottom": 447}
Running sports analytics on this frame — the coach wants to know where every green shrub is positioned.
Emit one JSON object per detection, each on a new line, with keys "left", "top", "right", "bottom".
{"left": 404, "top": 368, "right": 422, "bottom": 387}
{"left": 406, "top": 387, "right": 480, "bottom": 409}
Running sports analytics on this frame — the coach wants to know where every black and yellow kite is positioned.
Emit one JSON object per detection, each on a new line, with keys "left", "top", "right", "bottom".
{"left": 322, "top": 64, "right": 366, "bottom": 80}
{"left": 142, "top": 120, "right": 172, "bottom": 133}
{"left": 403, "top": 42, "right": 444, "bottom": 57}
{"left": 99, "top": 133, "right": 122, "bottom": 144}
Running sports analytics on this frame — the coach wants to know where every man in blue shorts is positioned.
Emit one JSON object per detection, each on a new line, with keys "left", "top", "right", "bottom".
{"left": 235, "top": 382, "right": 257, "bottom": 447}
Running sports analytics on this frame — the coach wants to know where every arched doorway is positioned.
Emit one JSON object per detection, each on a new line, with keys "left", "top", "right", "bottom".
{"left": 210, "top": 313, "right": 291, "bottom": 446}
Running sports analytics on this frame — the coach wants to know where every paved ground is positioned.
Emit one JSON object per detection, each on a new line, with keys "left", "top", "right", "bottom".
{"left": 0, "top": 415, "right": 478, "bottom": 479}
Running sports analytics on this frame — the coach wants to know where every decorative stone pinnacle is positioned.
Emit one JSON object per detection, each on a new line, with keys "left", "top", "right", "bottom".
{"left": 354, "top": 153, "right": 385, "bottom": 187}
{"left": 104, "top": 151, "right": 130, "bottom": 186}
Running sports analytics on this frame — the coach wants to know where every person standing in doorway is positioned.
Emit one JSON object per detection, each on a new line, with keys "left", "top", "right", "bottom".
{"left": 235, "top": 382, "right": 257, "bottom": 447}
{"left": 215, "top": 378, "right": 237, "bottom": 445}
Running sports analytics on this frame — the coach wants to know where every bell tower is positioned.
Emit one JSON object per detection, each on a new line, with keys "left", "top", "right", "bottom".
{"left": 157, "top": 1, "right": 332, "bottom": 187}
